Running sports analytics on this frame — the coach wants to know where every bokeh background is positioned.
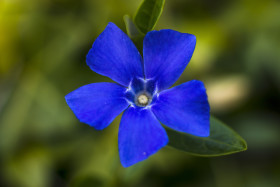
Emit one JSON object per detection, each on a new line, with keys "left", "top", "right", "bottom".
{"left": 1, "top": 0, "right": 280, "bottom": 186}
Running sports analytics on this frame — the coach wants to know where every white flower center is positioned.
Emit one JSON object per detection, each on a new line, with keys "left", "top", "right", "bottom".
{"left": 137, "top": 94, "right": 149, "bottom": 105}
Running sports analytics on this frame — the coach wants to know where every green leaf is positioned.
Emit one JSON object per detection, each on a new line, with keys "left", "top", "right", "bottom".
{"left": 134, "top": 0, "right": 165, "bottom": 34}
{"left": 166, "top": 116, "right": 247, "bottom": 156}
{"left": 123, "top": 15, "right": 145, "bottom": 53}
{"left": 124, "top": 15, "right": 142, "bottom": 38}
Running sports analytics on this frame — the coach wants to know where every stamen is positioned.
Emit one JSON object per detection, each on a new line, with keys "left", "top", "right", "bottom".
{"left": 137, "top": 94, "right": 149, "bottom": 105}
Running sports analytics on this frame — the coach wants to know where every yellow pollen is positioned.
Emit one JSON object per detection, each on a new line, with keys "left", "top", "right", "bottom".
{"left": 138, "top": 94, "right": 148, "bottom": 105}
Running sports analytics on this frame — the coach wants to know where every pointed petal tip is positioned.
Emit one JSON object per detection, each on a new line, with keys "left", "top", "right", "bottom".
{"left": 65, "top": 83, "right": 129, "bottom": 130}
{"left": 107, "top": 22, "right": 117, "bottom": 27}
{"left": 143, "top": 29, "right": 197, "bottom": 90}
{"left": 120, "top": 137, "right": 168, "bottom": 167}
{"left": 118, "top": 107, "right": 169, "bottom": 167}
{"left": 86, "top": 21, "right": 143, "bottom": 86}
{"left": 191, "top": 117, "right": 210, "bottom": 137}
{"left": 189, "top": 33, "right": 196, "bottom": 41}
{"left": 197, "top": 129, "right": 210, "bottom": 137}
{"left": 152, "top": 81, "right": 210, "bottom": 137}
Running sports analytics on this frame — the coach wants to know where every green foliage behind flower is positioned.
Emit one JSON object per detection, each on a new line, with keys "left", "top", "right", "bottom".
{"left": 0, "top": 0, "right": 280, "bottom": 186}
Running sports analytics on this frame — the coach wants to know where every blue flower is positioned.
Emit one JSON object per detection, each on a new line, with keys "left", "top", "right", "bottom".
{"left": 65, "top": 22, "right": 210, "bottom": 167}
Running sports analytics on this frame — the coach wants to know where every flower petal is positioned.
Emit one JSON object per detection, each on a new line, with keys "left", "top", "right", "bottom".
{"left": 151, "top": 80, "right": 210, "bottom": 137}
{"left": 65, "top": 83, "right": 129, "bottom": 130}
{"left": 118, "top": 107, "right": 168, "bottom": 167}
{"left": 143, "top": 29, "right": 196, "bottom": 91}
{"left": 86, "top": 22, "right": 144, "bottom": 87}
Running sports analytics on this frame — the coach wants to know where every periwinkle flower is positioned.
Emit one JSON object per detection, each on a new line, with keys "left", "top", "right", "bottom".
{"left": 65, "top": 23, "right": 210, "bottom": 167}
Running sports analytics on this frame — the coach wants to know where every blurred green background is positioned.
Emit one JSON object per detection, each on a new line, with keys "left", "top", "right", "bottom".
{"left": 1, "top": 0, "right": 280, "bottom": 186}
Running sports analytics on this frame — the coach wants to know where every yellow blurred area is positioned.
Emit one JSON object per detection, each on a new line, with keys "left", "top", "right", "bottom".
{"left": 0, "top": 0, "right": 22, "bottom": 74}
{"left": 206, "top": 75, "right": 250, "bottom": 112}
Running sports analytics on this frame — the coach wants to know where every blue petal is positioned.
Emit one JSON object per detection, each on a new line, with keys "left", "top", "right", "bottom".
{"left": 151, "top": 80, "right": 210, "bottom": 137}
{"left": 143, "top": 29, "right": 196, "bottom": 91}
{"left": 118, "top": 107, "right": 168, "bottom": 167}
{"left": 86, "top": 22, "right": 144, "bottom": 87}
{"left": 65, "top": 83, "right": 129, "bottom": 130}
